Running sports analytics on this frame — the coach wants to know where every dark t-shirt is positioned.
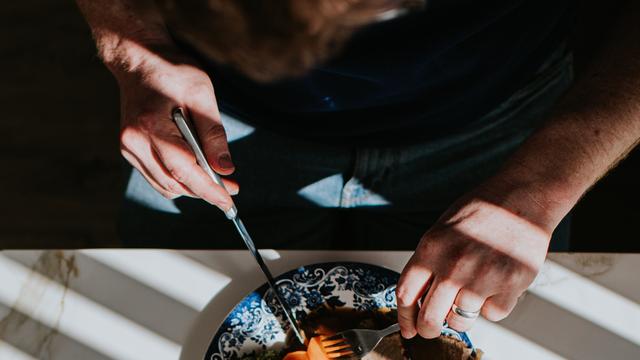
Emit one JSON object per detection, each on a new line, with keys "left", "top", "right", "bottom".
{"left": 186, "top": 0, "right": 574, "bottom": 145}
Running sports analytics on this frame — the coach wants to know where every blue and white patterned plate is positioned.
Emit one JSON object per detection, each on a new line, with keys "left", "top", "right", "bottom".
{"left": 205, "top": 262, "right": 474, "bottom": 359}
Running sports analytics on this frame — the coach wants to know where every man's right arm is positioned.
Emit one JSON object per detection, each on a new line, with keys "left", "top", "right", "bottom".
{"left": 75, "top": 0, "right": 238, "bottom": 211}
{"left": 76, "top": 0, "right": 172, "bottom": 74}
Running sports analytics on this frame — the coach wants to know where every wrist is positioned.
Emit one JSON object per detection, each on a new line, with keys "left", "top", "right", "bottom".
{"left": 76, "top": 0, "right": 181, "bottom": 81}
{"left": 475, "top": 169, "right": 575, "bottom": 235}
{"left": 97, "top": 33, "right": 175, "bottom": 79}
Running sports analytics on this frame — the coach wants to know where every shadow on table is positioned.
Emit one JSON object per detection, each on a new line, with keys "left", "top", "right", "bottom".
{"left": 0, "top": 251, "right": 638, "bottom": 360}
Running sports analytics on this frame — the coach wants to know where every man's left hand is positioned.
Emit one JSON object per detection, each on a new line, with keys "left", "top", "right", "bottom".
{"left": 396, "top": 182, "right": 555, "bottom": 338}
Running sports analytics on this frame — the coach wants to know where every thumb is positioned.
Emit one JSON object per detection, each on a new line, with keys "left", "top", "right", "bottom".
{"left": 187, "top": 98, "right": 235, "bottom": 176}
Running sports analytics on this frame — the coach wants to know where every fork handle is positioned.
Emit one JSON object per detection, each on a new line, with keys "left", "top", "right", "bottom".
{"left": 172, "top": 107, "right": 238, "bottom": 219}
{"left": 379, "top": 323, "right": 401, "bottom": 337}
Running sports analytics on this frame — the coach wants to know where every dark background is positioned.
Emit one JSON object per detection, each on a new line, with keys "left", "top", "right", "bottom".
{"left": 0, "top": 1, "right": 638, "bottom": 251}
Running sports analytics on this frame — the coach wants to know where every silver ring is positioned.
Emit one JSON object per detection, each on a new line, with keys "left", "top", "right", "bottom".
{"left": 451, "top": 304, "right": 480, "bottom": 319}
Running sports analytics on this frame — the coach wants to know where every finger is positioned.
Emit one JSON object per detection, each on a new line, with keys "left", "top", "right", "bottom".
{"left": 446, "top": 289, "right": 485, "bottom": 332}
{"left": 121, "top": 149, "right": 180, "bottom": 199}
{"left": 417, "top": 278, "right": 459, "bottom": 339}
{"left": 396, "top": 256, "right": 433, "bottom": 339}
{"left": 150, "top": 134, "right": 234, "bottom": 211}
{"left": 482, "top": 292, "right": 520, "bottom": 322}
{"left": 132, "top": 113, "right": 239, "bottom": 198}
{"left": 144, "top": 143, "right": 198, "bottom": 197}
{"left": 121, "top": 127, "right": 197, "bottom": 198}
{"left": 221, "top": 178, "right": 240, "bottom": 196}
{"left": 151, "top": 145, "right": 238, "bottom": 196}
{"left": 186, "top": 96, "right": 235, "bottom": 175}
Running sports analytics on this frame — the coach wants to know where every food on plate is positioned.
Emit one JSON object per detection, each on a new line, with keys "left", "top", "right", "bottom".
{"left": 281, "top": 337, "right": 329, "bottom": 360}
{"left": 242, "top": 309, "right": 482, "bottom": 360}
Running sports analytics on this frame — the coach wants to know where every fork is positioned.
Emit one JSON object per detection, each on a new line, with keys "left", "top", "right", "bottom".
{"left": 321, "top": 323, "right": 401, "bottom": 359}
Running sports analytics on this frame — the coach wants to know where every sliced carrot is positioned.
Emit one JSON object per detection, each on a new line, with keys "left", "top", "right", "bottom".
{"left": 285, "top": 335, "right": 350, "bottom": 360}
{"left": 282, "top": 350, "right": 309, "bottom": 360}
{"left": 306, "top": 337, "right": 332, "bottom": 360}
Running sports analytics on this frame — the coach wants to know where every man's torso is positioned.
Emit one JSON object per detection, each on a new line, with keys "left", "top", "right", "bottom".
{"left": 179, "top": 0, "right": 574, "bottom": 145}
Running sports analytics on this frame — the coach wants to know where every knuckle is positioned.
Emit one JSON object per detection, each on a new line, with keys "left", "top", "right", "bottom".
{"left": 136, "top": 113, "right": 157, "bottom": 129}
{"left": 396, "top": 286, "right": 413, "bottom": 307}
{"left": 482, "top": 302, "right": 509, "bottom": 322}
{"left": 416, "top": 235, "right": 439, "bottom": 256}
{"left": 417, "top": 319, "right": 442, "bottom": 338}
{"left": 188, "top": 82, "right": 215, "bottom": 102}
{"left": 444, "top": 245, "right": 472, "bottom": 272}
{"left": 397, "top": 311, "right": 414, "bottom": 323}
{"left": 164, "top": 181, "right": 184, "bottom": 195}
{"left": 437, "top": 279, "right": 458, "bottom": 291}
{"left": 420, "top": 315, "right": 442, "bottom": 330}
{"left": 192, "top": 90, "right": 214, "bottom": 107}
{"left": 190, "top": 81, "right": 213, "bottom": 96}
{"left": 503, "top": 274, "right": 522, "bottom": 290}
{"left": 167, "top": 165, "right": 189, "bottom": 184}
{"left": 501, "top": 270, "right": 529, "bottom": 291}
{"left": 120, "top": 126, "right": 143, "bottom": 149}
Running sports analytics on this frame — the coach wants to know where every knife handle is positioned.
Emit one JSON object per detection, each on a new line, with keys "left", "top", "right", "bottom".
{"left": 171, "top": 107, "right": 238, "bottom": 219}
{"left": 173, "top": 107, "right": 305, "bottom": 344}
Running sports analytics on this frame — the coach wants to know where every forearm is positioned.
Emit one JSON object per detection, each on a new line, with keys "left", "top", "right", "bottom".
{"left": 75, "top": 0, "right": 176, "bottom": 76}
{"left": 485, "top": 1, "right": 640, "bottom": 232}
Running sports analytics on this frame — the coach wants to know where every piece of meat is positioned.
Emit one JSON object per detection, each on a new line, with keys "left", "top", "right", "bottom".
{"left": 283, "top": 309, "right": 482, "bottom": 360}
{"left": 404, "top": 335, "right": 482, "bottom": 360}
{"left": 364, "top": 333, "right": 482, "bottom": 360}
{"left": 364, "top": 333, "right": 405, "bottom": 360}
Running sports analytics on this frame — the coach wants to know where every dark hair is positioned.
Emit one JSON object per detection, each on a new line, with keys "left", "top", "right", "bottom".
{"left": 156, "top": 0, "right": 425, "bottom": 82}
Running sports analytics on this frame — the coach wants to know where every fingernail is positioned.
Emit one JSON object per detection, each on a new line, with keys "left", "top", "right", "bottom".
{"left": 218, "top": 153, "right": 234, "bottom": 170}
{"left": 229, "top": 187, "right": 239, "bottom": 196}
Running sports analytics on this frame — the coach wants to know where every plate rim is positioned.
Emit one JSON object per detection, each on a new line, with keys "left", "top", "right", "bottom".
{"left": 204, "top": 261, "right": 474, "bottom": 359}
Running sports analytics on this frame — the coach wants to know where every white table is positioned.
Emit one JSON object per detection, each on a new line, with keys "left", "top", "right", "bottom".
{"left": 0, "top": 250, "right": 638, "bottom": 360}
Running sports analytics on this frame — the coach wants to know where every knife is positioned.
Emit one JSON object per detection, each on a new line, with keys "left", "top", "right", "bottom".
{"left": 172, "top": 107, "right": 305, "bottom": 344}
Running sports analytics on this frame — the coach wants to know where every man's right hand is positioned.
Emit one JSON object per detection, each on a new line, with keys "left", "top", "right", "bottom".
{"left": 75, "top": 0, "right": 237, "bottom": 213}
{"left": 114, "top": 46, "right": 238, "bottom": 211}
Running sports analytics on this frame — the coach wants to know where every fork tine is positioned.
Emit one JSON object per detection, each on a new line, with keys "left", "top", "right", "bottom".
{"left": 324, "top": 342, "right": 352, "bottom": 352}
{"left": 321, "top": 338, "right": 347, "bottom": 347}
{"left": 327, "top": 350, "right": 354, "bottom": 358}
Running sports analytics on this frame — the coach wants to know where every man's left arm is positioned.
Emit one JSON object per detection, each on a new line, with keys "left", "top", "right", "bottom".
{"left": 396, "top": 0, "right": 640, "bottom": 339}
{"left": 493, "top": 0, "right": 640, "bottom": 232}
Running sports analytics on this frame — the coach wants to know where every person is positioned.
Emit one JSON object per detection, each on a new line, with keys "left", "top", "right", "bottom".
{"left": 76, "top": 0, "right": 640, "bottom": 340}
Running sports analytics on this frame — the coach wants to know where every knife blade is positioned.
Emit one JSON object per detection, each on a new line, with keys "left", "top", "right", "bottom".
{"left": 171, "top": 108, "right": 305, "bottom": 345}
